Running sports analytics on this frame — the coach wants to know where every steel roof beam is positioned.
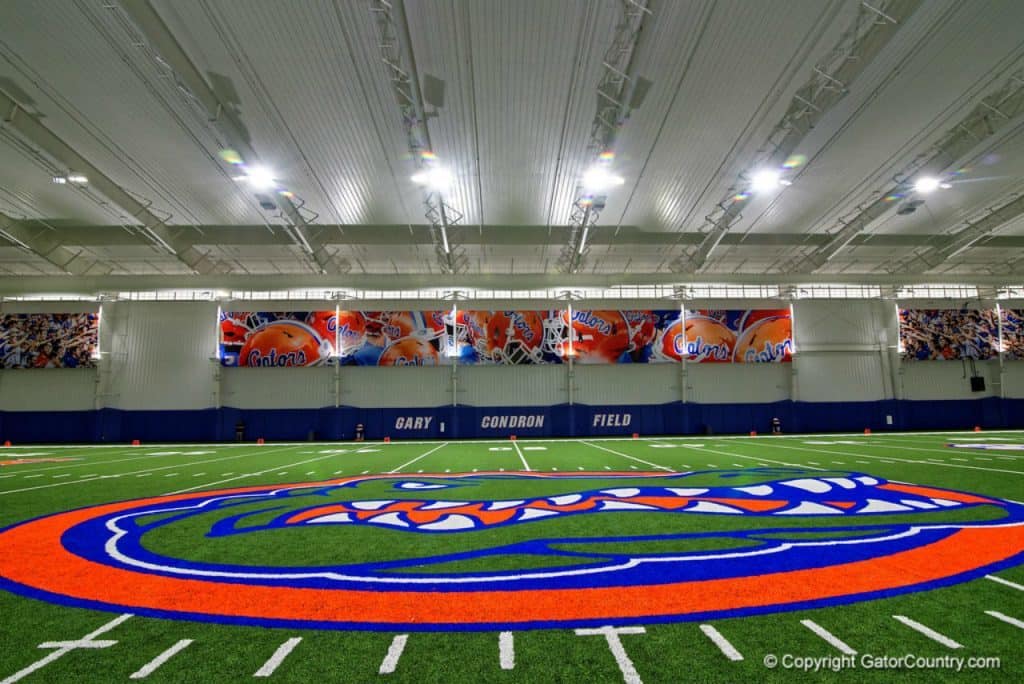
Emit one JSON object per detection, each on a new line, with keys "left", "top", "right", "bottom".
{"left": 0, "top": 89, "right": 230, "bottom": 275}
{"left": 115, "top": 0, "right": 349, "bottom": 275}
{"left": 903, "top": 192, "right": 1024, "bottom": 271}
{"left": 796, "top": 67, "right": 1024, "bottom": 272}
{"left": 674, "top": 0, "right": 923, "bottom": 273}
{"left": 0, "top": 211, "right": 114, "bottom": 275}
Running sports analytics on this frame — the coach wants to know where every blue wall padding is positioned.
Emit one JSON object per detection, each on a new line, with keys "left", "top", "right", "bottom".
{"left": 1, "top": 398, "right": 1022, "bottom": 443}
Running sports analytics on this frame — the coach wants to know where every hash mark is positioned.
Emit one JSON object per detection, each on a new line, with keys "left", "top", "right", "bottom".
{"left": 254, "top": 637, "right": 302, "bottom": 678}
{"left": 379, "top": 635, "right": 408, "bottom": 675}
{"left": 130, "top": 639, "right": 193, "bottom": 679}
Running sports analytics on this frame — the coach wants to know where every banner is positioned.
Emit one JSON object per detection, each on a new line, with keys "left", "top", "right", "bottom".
{"left": 338, "top": 311, "right": 452, "bottom": 366}
{"left": 899, "top": 308, "right": 998, "bottom": 360}
{"left": 450, "top": 310, "right": 682, "bottom": 364}
{"left": 219, "top": 311, "right": 337, "bottom": 367}
{"left": 680, "top": 309, "right": 793, "bottom": 363}
{"left": 0, "top": 313, "right": 98, "bottom": 369}
{"left": 1000, "top": 308, "right": 1023, "bottom": 360}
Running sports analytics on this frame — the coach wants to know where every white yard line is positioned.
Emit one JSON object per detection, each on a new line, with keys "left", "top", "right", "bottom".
{"left": 499, "top": 632, "right": 515, "bottom": 670}
{"left": 129, "top": 639, "right": 193, "bottom": 679}
{"left": 0, "top": 446, "right": 298, "bottom": 496}
{"left": 164, "top": 453, "right": 346, "bottom": 495}
{"left": 892, "top": 616, "right": 962, "bottom": 649}
{"left": 986, "top": 574, "right": 1024, "bottom": 592}
{"left": 1, "top": 448, "right": 200, "bottom": 476}
{"left": 378, "top": 635, "right": 408, "bottom": 675}
{"left": 985, "top": 611, "right": 1024, "bottom": 630}
{"left": 583, "top": 441, "right": 673, "bottom": 472}
{"left": 768, "top": 441, "right": 1024, "bottom": 476}
{"left": 695, "top": 444, "right": 828, "bottom": 471}
{"left": 699, "top": 625, "right": 743, "bottom": 661}
{"left": 253, "top": 637, "right": 302, "bottom": 678}
{"left": 801, "top": 620, "right": 856, "bottom": 654}
{"left": 0, "top": 613, "right": 133, "bottom": 684}
{"left": 512, "top": 440, "right": 532, "bottom": 471}
{"left": 574, "top": 626, "right": 646, "bottom": 684}
{"left": 387, "top": 443, "right": 450, "bottom": 474}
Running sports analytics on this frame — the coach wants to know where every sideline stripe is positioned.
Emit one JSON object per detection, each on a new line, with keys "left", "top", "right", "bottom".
{"left": 985, "top": 611, "right": 1024, "bottom": 630}
{"left": 986, "top": 574, "right": 1024, "bottom": 592}
{"left": 130, "top": 639, "right": 193, "bottom": 679}
{"left": 379, "top": 635, "right": 408, "bottom": 675}
{"left": 387, "top": 443, "right": 449, "bottom": 474}
{"left": 253, "top": 637, "right": 302, "bottom": 678}
{"left": 499, "top": 632, "right": 515, "bottom": 670}
{"left": 699, "top": 625, "right": 743, "bottom": 661}
{"left": 0, "top": 446, "right": 299, "bottom": 496}
{"left": 0, "top": 613, "right": 132, "bottom": 684}
{"left": 583, "top": 441, "right": 673, "bottom": 472}
{"left": 892, "top": 616, "right": 962, "bottom": 649}
{"left": 512, "top": 441, "right": 532, "bottom": 471}
{"left": 801, "top": 620, "right": 856, "bottom": 654}
{"left": 766, "top": 441, "right": 1024, "bottom": 476}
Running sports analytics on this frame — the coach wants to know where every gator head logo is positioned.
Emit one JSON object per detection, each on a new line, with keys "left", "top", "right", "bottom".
{"left": 1, "top": 469, "right": 1022, "bottom": 631}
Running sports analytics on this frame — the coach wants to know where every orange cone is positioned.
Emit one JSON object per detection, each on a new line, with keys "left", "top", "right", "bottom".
{"left": 384, "top": 436, "right": 391, "bottom": 444}
{"left": 510, "top": 435, "right": 517, "bottom": 441}
{"left": 864, "top": 428, "right": 871, "bottom": 435}
{"left": 632, "top": 432, "right": 639, "bottom": 439}
{"left": 131, "top": 439, "right": 140, "bottom": 446}
{"left": 749, "top": 431, "right": 757, "bottom": 437}
{"left": 3, "top": 440, "right": 10, "bottom": 447}
{"left": 974, "top": 425, "right": 982, "bottom": 432}
{"left": 257, "top": 437, "right": 265, "bottom": 445}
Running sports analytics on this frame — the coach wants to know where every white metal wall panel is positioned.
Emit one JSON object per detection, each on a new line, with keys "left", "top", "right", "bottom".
{"left": 574, "top": 365, "right": 678, "bottom": 406}
{"left": 899, "top": 360, "right": 998, "bottom": 400}
{"left": 1003, "top": 362, "right": 1024, "bottom": 398}
{"left": 221, "top": 368, "right": 335, "bottom": 409}
{"left": 458, "top": 366, "right": 566, "bottom": 407}
{"left": 793, "top": 300, "right": 882, "bottom": 347}
{"left": 340, "top": 367, "right": 451, "bottom": 408}
{"left": 795, "top": 352, "right": 886, "bottom": 402}
{"left": 0, "top": 370, "right": 96, "bottom": 410}
{"left": 686, "top": 364, "right": 790, "bottom": 404}
{"left": 103, "top": 302, "right": 219, "bottom": 410}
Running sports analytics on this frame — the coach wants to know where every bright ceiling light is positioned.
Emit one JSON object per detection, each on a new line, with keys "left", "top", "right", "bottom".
{"left": 581, "top": 166, "right": 624, "bottom": 193}
{"left": 749, "top": 169, "right": 782, "bottom": 193}
{"left": 411, "top": 166, "right": 454, "bottom": 191}
{"left": 67, "top": 173, "right": 88, "bottom": 185}
{"left": 914, "top": 176, "right": 941, "bottom": 194}
{"left": 243, "top": 165, "right": 277, "bottom": 190}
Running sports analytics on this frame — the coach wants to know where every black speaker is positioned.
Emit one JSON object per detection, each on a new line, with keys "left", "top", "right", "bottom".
{"left": 970, "top": 376, "right": 986, "bottom": 392}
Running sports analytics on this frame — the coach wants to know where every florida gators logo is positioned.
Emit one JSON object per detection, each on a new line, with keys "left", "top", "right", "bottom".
{"left": 1, "top": 469, "right": 1023, "bottom": 631}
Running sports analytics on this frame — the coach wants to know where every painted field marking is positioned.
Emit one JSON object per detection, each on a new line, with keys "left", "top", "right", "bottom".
{"left": 699, "top": 624, "right": 743, "bottom": 661}
{"left": 578, "top": 466, "right": 585, "bottom": 470}
{"left": 801, "top": 620, "right": 856, "bottom": 654}
{"left": 379, "top": 635, "right": 408, "bottom": 675}
{"left": 489, "top": 447, "right": 512, "bottom": 451}
{"left": 649, "top": 444, "right": 677, "bottom": 449}
{"left": 0, "top": 448, "right": 172, "bottom": 475}
{"left": 222, "top": 472, "right": 234, "bottom": 476}
{"left": 0, "top": 613, "right": 132, "bottom": 684}
{"left": 0, "top": 446, "right": 299, "bottom": 496}
{"left": 575, "top": 626, "right": 645, "bottom": 684}
{"left": 24, "top": 474, "right": 43, "bottom": 479}
{"left": 583, "top": 441, "right": 673, "bottom": 472}
{"left": 254, "top": 637, "right": 302, "bottom": 678}
{"left": 192, "top": 473, "right": 205, "bottom": 477}
{"left": 499, "top": 632, "right": 515, "bottom": 670}
{"left": 522, "top": 446, "right": 547, "bottom": 451}
{"left": 388, "top": 443, "right": 449, "bottom": 474}
{"left": 512, "top": 440, "right": 532, "bottom": 471}
{"left": 79, "top": 474, "right": 98, "bottom": 478}
{"left": 893, "top": 616, "right": 962, "bottom": 649}
{"left": 129, "top": 639, "right": 193, "bottom": 679}
{"left": 306, "top": 471, "right": 315, "bottom": 475}
{"left": 986, "top": 574, "right": 1024, "bottom": 592}
{"left": 163, "top": 473, "right": 178, "bottom": 478}
{"left": 985, "top": 611, "right": 1024, "bottom": 630}
{"left": 417, "top": 469, "right": 424, "bottom": 473}
{"left": 768, "top": 441, "right": 1024, "bottom": 476}
{"left": 165, "top": 453, "right": 349, "bottom": 495}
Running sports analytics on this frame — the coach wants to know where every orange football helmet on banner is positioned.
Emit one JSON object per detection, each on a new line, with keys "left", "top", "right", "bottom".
{"left": 378, "top": 337, "right": 441, "bottom": 366}
{"left": 734, "top": 316, "right": 793, "bottom": 362}
{"left": 549, "top": 310, "right": 632, "bottom": 364}
{"left": 336, "top": 310, "right": 367, "bottom": 353}
{"left": 239, "top": 321, "right": 332, "bottom": 367}
{"left": 682, "top": 315, "right": 736, "bottom": 363}
{"left": 481, "top": 311, "right": 546, "bottom": 364}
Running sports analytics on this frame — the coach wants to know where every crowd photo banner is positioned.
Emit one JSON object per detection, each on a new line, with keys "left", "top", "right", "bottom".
{"left": 0, "top": 312, "right": 98, "bottom": 369}
{"left": 337, "top": 311, "right": 452, "bottom": 366}
{"left": 681, "top": 309, "right": 793, "bottom": 363}
{"left": 219, "top": 311, "right": 338, "bottom": 367}
{"left": 899, "top": 308, "right": 999, "bottom": 361}
{"left": 1000, "top": 307, "right": 1023, "bottom": 360}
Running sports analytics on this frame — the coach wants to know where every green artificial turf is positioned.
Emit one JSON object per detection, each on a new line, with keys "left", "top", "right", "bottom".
{"left": 0, "top": 431, "right": 1022, "bottom": 683}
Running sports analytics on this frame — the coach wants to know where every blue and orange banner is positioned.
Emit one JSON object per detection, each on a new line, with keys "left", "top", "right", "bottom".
{"left": 899, "top": 309, "right": 999, "bottom": 361}
{"left": 0, "top": 312, "right": 98, "bottom": 369}
{"left": 219, "top": 311, "right": 338, "bottom": 367}
{"left": 680, "top": 309, "right": 793, "bottom": 363}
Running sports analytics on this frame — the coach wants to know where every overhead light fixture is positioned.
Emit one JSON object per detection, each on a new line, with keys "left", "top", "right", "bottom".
{"left": 52, "top": 173, "right": 88, "bottom": 185}
{"left": 581, "top": 165, "right": 624, "bottom": 193}
{"left": 240, "top": 165, "right": 277, "bottom": 191}
{"left": 914, "top": 176, "right": 941, "bottom": 194}
{"left": 749, "top": 169, "right": 783, "bottom": 193}
{"left": 411, "top": 166, "right": 454, "bottom": 192}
